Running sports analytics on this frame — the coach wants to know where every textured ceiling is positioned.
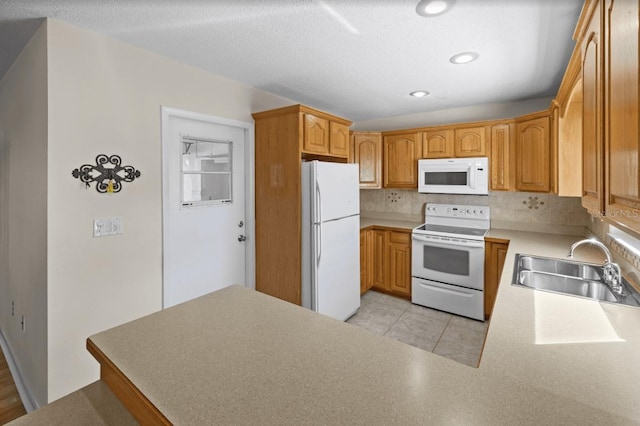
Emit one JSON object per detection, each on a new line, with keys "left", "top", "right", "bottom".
{"left": 0, "top": 0, "right": 583, "bottom": 125}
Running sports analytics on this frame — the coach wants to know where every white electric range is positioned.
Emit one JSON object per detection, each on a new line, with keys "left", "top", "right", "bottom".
{"left": 411, "top": 203, "right": 490, "bottom": 321}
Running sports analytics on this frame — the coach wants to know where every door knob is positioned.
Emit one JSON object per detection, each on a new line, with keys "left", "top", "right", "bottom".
{"left": 238, "top": 235, "right": 246, "bottom": 242}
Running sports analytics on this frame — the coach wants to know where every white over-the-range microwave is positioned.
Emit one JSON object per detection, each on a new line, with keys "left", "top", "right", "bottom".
{"left": 417, "top": 157, "right": 489, "bottom": 195}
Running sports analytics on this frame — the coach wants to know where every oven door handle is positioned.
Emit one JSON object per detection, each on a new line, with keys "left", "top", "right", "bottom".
{"left": 416, "top": 281, "right": 476, "bottom": 297}
{"left": 412, "top": 234, "right": 485, "bottom": 249}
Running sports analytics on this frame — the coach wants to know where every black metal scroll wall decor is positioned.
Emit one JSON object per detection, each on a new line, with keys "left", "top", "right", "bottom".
{"left": 71, "top": 154, "right": 141, "bottom": 193}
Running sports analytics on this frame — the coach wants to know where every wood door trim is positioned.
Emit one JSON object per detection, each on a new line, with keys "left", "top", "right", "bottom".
{"left": 86, "top": 339, "right": 171, "bottom": 425}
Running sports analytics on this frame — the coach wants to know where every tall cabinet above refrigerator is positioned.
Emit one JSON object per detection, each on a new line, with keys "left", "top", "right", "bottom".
{"left": 252, "top": 104, "right": 354, "bottom": 308}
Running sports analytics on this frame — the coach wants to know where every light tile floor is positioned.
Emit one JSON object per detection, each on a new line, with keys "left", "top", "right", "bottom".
{"left": 346, "top": 290, "right": 489, "bottom": 367}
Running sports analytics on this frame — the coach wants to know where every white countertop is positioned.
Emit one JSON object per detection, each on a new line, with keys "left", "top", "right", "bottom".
{"left": 85, "top": 227, "right": 640, "bottom": 425}
{"left": 482, "top": 229, "right": 640, "bottom": 422}
{"left": 360, "top": 216, "right": 421, "bottom": 230}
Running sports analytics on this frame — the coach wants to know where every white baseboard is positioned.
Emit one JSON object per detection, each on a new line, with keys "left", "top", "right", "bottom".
{"left": 0, "top": 328, "right": 38, "bottom": 412}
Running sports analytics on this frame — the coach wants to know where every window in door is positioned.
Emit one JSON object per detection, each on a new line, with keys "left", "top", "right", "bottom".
{"left": 181, "top": 136, "right": 233, "bottom": 207}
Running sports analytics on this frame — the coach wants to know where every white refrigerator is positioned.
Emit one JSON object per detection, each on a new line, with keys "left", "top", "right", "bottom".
{"left": 301, "top": 161, "right": 361, "bottom": 321}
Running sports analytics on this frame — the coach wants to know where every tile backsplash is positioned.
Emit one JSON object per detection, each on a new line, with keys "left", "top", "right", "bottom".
{"left": 360, "top": 189, "right": 590, "bottom": 236}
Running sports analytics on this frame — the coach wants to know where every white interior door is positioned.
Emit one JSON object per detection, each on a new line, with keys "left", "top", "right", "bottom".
{"left": 162, "top": 107, "right": 253, "bottom": 308}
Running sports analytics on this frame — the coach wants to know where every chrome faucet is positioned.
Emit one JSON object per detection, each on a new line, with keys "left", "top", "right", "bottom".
{"left": 568, "top": 238, "right": 624, "bottom": 295}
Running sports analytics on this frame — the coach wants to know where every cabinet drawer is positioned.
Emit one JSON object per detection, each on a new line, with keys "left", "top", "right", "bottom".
{"left": 388, "top": 230, "right": 410, "bottom": 244}
{"left": 412, "top": 278, "right": 484, "bottom": 321}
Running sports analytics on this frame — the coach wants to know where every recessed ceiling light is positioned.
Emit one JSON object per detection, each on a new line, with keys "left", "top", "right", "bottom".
{"left": 416, "top": 0, "right": 455, "bottom": 17}
{"left": 410, "top": 91, "right": 430, "bottom": 98}
{"left": 449, "top": 52, "right": 479, "bottom": 64}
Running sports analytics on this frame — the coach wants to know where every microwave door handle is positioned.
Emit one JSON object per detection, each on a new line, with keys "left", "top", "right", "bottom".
{"left": 468, "top": 165, "right": 476, "bottom": 189}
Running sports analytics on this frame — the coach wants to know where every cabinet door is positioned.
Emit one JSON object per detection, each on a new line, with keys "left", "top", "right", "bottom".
{"left": 484, "top": 240, "right": 509, "bottom": 319}
{"left": 303, "top": 114, "right": 329, "bottom": 155}
{"left": 371, "top": 229, "right": 387, "bottom": 291}
{"left": 516, "top": 116, "right": 550, "bottom": 192}
{"left": 422, "top": 129, "right": 453, "bottom": 158}
{"left": 605, "top": 0, "right": 640, "bottom": 229}
{"left": 549, "top": 103, "right": 559, "bottom": 194}
{"left": 360, "top": 229, "right": 374, "bottom": 294}
{"left": 383, "top": 133, "right": 420, "bottom": 188}
{"left": 454, "top": 126, "right": 487, "bottom": 157}
{"left": 353, "top": 132, "right": 382, "bottom": 188}
{"left": 582, "top": 4, "right": 604, "bottom": 214}
{"left": 329, "top": 121, "right": 350, "bottom": 158}
{"left": 388, "top": 231, "right": 411, "bottom": 297}
{"left": 557, "top": 79, "right": 584, "bottom": 197}
{"left": 490, "top": 123, "right": 513, "bottom": 191}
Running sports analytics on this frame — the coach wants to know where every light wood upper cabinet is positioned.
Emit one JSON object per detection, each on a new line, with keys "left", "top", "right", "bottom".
{"left": 490, "top": 123, "right": 513, "bottom": 191}
{"left": 301, "top": 111, "right": 351, "bottom": 159}
{"left": 352, "top": 132, "right": 382, "bottom": 188}
{"left": 422, "top": 129, "right": 453, "bottom": 158}
{"left": 516, "top": 115, "right": 550, "bottom": 192}
{"left": 580, "top": 1, "right": 604, "bottom": 214}
{"left": 303, "top": 114, "right": 330, "bottom": 155}
{"left": 557, "top": 77, "right": 583, "bottom": 197}
{"left": 329, "top": 121, "right": 350, "bottom": 158}
{"left": 421, "top": 126, "right": 487, "bottom": 159}
{"left": 383, "top": 132, "right": 421, "bottom": 188}
{"left": 454, "top": 126, "right": 487, "bottom": 157}
{"left": 604, "top": 0, "right": 640, "bottom": 229}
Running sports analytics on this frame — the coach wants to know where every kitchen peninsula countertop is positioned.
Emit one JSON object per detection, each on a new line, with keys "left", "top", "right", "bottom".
{"left": 82, "top": 227, "right": 640, "bottom": 425}
{"left": 8, "top": 381, "right": 136, "bottom": 425}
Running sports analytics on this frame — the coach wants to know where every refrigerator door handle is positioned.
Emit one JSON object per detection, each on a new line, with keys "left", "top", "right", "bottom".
{"left": 316, "top": 223, "right": 322, "bottom": 267}
{"left": 315, "top": 181, "right": 322, "bottom": 224}
{"left": 315, "top": 181, "right": 322, "bottom": 263}
{"left": 312, "top": 223, "right": 320, "bottom": 311}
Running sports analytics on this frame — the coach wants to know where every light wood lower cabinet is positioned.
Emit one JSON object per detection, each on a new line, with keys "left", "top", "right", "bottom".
{"left": 361, "top": 227, "right": 412, "bottom": 299}
{"left": 484, "top": 237, "right": 510, "bottom": 319}
{"left": 372, "top": 228, "right": 386, "bottom": 290}
{"left": 387, "top": 231, "right": 412, "bottom": 297}
{"left": 362, "top": 229, "right": 510, "bottom": 316}
{"left": 360, "top": 229, "right": 373, "bottom": 294}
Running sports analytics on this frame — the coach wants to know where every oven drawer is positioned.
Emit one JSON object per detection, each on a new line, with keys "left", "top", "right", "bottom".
{"left": 412, "top": 278, "right": 484, "bottom": 321}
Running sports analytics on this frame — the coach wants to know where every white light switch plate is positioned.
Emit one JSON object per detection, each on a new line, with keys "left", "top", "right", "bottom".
{"left": 94, "top": 217, "right": 123, "bottom": 237}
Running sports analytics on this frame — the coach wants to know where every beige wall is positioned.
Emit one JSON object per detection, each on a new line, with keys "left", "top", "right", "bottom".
{"left": 0, "top": 22, "right": 49, "bottom": 406}
{"left": 360, "top": 189, "right": 590, "bottom": 236}
{"left": 43, "top": 19, "right": 293, "bottom": 402}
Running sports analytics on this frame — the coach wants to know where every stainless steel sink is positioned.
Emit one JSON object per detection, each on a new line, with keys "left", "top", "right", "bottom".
{"left": 512, "top": 254, "right": 640, "bottom": 307}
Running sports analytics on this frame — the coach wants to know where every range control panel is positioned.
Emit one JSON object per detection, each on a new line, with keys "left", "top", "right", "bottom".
{"left": 425, "top": 203, "right": 490, "bottom": 220}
